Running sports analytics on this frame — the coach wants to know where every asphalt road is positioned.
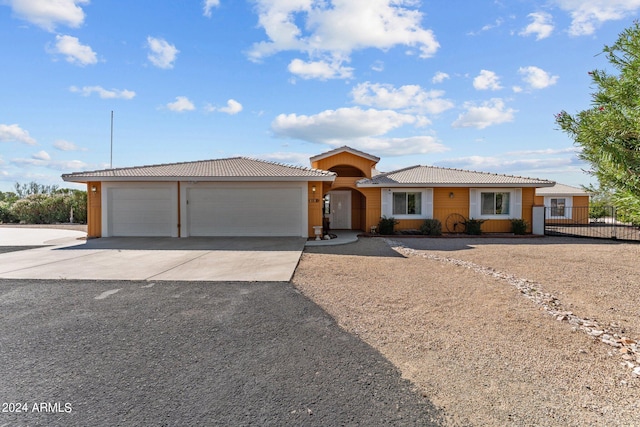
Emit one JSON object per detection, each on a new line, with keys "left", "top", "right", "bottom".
{"left": 0, "top": 278, "right": 443, "bottom": 426}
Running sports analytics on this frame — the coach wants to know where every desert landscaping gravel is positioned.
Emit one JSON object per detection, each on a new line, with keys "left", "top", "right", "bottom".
{"left": 294, "top": 236, "right": 640, "bottom": 426}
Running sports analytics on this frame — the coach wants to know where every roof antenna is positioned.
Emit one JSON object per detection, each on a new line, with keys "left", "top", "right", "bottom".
{"left": 110, "top": 110, "right": 114, "bottom": 169}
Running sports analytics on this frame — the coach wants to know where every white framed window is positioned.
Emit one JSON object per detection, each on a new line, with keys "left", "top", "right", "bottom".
{"left": 545, "top": 196, "right": 572, "bottom": 219}
{"left": 470, "top": 188, "right": 522, "bottom": 219}
{"left": 393, "top": 191, "right": 422, "bottom": 215}
{"left": 382, "top": 188, "right": 433, "bottom": 219}
{"left": 481, "top": 191, "right": 510, "bottom": 215}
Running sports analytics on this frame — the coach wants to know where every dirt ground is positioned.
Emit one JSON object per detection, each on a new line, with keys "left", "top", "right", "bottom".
{"left": 293, "top": 236, "right": 640, "bottom": 426}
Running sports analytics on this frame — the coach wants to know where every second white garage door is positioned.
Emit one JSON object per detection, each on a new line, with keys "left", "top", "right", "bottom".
{"left": 187, "top": 185, "right": 304, "bottom": 236}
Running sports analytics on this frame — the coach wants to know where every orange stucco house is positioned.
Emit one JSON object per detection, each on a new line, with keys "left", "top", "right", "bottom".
{"left": 63, "top": 146, "right": 555, "bottom": 238}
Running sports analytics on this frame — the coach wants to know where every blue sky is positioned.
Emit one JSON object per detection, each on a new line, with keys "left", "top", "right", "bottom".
{"left": 1, "top": 0, "right": 640, "bottom": 192}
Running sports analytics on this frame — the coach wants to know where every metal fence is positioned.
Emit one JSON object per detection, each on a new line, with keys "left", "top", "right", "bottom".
{"left": 544, "top": 206, "right": 640, "bottom": 242}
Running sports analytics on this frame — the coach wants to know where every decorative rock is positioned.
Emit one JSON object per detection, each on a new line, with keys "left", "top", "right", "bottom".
{"left": 385, "top": 238, "right": 640, "bottom": 378}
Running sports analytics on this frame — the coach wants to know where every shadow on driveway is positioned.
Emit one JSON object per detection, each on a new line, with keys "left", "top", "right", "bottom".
{"left": 0, "top": 279, "right": 443, "bottom": 426}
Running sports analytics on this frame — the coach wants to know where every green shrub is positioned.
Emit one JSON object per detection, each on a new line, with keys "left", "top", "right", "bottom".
{"left": 510, "top": 218, "right": 528, "bottom": 235}
{"left": 378, "top": 216, "right": 399, "bottom": 235}
{"left": 0, "top": 201, "right": 17, "bottom": 223}
{"left": 10, "top": 192, "right": 87, "bottom": 224}
{"left": 464, "top": 218, "right": 485, "bottom": 235}
{"left": 420, "top": 219, "right": 442, "bottom": 236}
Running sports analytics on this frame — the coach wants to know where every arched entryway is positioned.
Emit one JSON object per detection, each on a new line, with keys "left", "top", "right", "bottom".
{"left": 324, "top": 187, "right": 366, "bottom": 231}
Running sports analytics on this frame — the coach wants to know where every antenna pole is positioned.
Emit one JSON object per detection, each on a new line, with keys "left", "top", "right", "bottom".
{"left": 110, "top": 110, "right": 114, "bottom": 169}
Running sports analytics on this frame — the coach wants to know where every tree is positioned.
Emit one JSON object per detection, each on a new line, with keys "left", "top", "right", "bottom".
{"left": 555, "top": 22, "right": 640, "bottom": 218}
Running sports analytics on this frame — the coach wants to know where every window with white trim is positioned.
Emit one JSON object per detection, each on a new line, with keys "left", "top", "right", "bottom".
{"left": 550, "top": 198, "right": 566, "bottom": 217}
{"left": 544, "top": 196, "right": 572, "bottom": 219}
{"left": 481, "top": 192, "right": 510, "bottom": 215}
{"left": 393, "top": 191, "right": 422, "bottom": 215}
{"left": 470, "top": 188, "right": 522, "bottom": 219}
{"left": 381, "top": 188, "right": 433, "bottom": 219}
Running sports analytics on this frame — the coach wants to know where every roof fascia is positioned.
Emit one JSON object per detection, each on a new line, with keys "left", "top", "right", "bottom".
{"left": 357, "top": 182, "right": 555, "bottom": 188}
{"left": 62, "top": 175, "right": 337, "bottom": 183}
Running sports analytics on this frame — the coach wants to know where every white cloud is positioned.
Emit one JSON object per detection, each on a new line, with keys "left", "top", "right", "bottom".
{"left": 0, "top": 123, "right": 37, "bottom": 145}
{"left": 518, "top": 66, "right": 558, "bottom": 89}
{"left": 452, "top": 98, "right": 516, "bottom": 129}
{"left": 70, "top": 85, "right": 136, "bottom": 99}
{"left": 271, "top": 107, "right": 417, "bottom": 143}
{"left": 432, "top": 71, "right": 450, "bottom": 84}
{"left": 473, "top": 70, "right": 502, "bottom": 91}
{"left": 270, "top": 106, "right": 446, "bottom": 156}
{"left": 12, "top": 156, "right": 88, "bottom": 171}
{"left": 347, "top": 135, "right": 448, "bottom": 156}
{"left": 50, "top": 35, "right": 97, "bottom": 66}
{"left": 53, "top": 140, "right": 84, "bottom": 151}
{"left": 8, "top": 0, "right": 88, "bottom": 31}
{"left": 248, "top": 0, "right": 439, "bottom": 79}
{"left": 468, "top": 18, "right": 505, "bottom": 36}
{"left": 147, "top": 36, "right": 179, "bottom": 69}
{"left": 32, "top": 150, "right": 50, "bottom": 161}
{"left": 351, "top": 82, "right": 454, "bottom": 115}
{"left": 203, "top": 0, "right": 220, "bottom": 17}
{"left": 288, "top": 58, "right": 354, "bottom": 80}
{"left": 216, "top": 99, "right": 243, "bottom": 115}
{"left": 436, "top": 153, "right": 577, "bottom": 174}
{"left": 371, "top": 60, "right": 384, "bottom": 72}
{"left": 166, "top": 96, "right": 195, "bottom": 112}
{"left": 553, "top": 0, "right": 640, "bottom": 36}
{"left": 520, "top": 12, "right": 554, "bottom": 40}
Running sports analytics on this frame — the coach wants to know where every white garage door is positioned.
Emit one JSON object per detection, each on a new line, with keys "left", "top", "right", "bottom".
{"left": 187, "top": 186, "right": 303, "bottom": 236}
{"left": 107, "top": 186, "right": 175, "bottom": 236}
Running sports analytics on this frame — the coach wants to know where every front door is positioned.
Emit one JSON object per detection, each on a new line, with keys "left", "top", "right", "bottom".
{"left": 329, "top": 191, "right": 351, "bottom": 229}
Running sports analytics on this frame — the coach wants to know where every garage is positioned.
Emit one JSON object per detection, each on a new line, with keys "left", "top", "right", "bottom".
{"left": 62, "top": 157, "right": 336, "bottom": 238}
{"left": 105, "top": 184, "right": 178, "bottom": 237}
{"left": 185, "top": 183, "right": 304, "bottom": 237}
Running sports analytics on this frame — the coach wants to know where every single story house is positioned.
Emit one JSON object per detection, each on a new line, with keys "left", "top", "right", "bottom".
{"left": 62, "top": 146, "right": 555, "bottom": 238}
{"left": 535, "top": 183, "right": 591, "bottom": 225}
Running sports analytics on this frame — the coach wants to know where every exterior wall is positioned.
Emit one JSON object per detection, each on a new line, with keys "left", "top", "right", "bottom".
{"left": 361, "top": 187, "right": 381, "bottom": 233}
{"left": 86, "top": 182, "right": 102, "bottom": 238}
{"left": 535, "top": 194, "right": 590, "bottom": 225}
{"left": 312, "top": 152, "right": 376, "bottom": 178}
{"left": 307, "top": 181, "right": 324, "bottom": 237}
{"left": 390, "top": 187, "right": 537, "bottom": 234}
{"left": 432, "top": 187, "right": 470, "bottom": 228}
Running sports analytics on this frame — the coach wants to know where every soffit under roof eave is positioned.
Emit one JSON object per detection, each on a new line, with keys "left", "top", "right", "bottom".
{"left": 62, "top": 175, "right": 337, "bottom": 183}
{"left": 357, "top": 182, "right": 555, "bottom": 188}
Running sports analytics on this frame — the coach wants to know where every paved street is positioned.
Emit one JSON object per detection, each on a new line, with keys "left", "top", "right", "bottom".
{"left": 0, "top": 278, "right": 442, "bottom": 426}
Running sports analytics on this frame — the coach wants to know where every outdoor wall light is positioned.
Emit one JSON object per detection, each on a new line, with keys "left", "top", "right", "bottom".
{"left": 449, "top": 192, "right": 454, "bottom": 199}
{"left": 312, "top": 185, "right": 316, "bottom": 193}
{"left": 91, "top": 185, "right": 98, "bottom": 193}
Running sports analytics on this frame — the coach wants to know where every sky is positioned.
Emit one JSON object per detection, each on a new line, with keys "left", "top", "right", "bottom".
{"left": 2, "top": 0, "right": 640, "bottom": 193}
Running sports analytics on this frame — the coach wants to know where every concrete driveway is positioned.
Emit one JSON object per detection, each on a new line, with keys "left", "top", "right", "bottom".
{"left": 0, "top": 228, "right": 306, "bottom": 281}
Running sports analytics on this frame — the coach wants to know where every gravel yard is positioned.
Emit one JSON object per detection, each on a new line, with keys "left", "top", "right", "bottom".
{"left": 293, "top": 236, "right": 640, "bottom": 426}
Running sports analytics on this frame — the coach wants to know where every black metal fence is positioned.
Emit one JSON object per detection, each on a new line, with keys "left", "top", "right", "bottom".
{"left": 544, "top": 206, "right": 640, "bottom": 242}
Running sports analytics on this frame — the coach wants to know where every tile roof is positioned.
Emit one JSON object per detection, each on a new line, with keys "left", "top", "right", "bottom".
{"left": 309, "top": 145, "right": 380, "bottom": 163}
{"left": 62, "top": 157, "right": 336, "bottom": 182}
{"left": 535, "top": 183, "right": 590, "bottom": 196}
{"left": 358, "top": 165, "right": 555, "bottom": 187}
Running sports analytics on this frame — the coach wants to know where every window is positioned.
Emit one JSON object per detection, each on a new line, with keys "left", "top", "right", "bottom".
{"left": 393, "top": 192, "right": 422, "bottom": 215}
{"left": 550, "top": 198, "right": 566, "bottom": 217}
{"left": 481, "top": 192, "right": 510, "bottom": 215}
